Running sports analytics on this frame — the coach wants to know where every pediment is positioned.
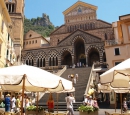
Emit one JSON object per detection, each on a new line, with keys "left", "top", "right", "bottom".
{"left": 58, "top": 29, "right": 102, "bottom": 47}
{"left": 24, "top": 30, "right": 42, "bottom": 39}
{"left": 63, "top": 1, "right": 97, "bottom": 16}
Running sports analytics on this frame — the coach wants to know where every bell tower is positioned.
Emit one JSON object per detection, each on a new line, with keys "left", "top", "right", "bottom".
{"left": 4, "top": 0, "right": 24, "bottom": 64}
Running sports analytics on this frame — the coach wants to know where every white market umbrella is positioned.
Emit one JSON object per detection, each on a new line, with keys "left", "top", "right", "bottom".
{"left": 100, "top": 58, "right": 130, "bottom": 89}
{"left": 0, "top": 65, "right": 73, "bottom": 115}
{"left": 0, "top": 65, "right": 73, "bottom": 92}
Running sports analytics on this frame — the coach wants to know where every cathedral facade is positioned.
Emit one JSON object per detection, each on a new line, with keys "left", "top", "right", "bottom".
{"left": 22, "top": 1, "right": 114, "bottom": 68}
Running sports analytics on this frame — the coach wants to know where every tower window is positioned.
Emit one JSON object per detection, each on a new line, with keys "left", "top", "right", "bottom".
{"left": 6, "top": 3, "right": 15, "bottom": 13}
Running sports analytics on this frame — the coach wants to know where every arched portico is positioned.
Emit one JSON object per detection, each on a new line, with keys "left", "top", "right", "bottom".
{"left": 87, "top": 48, "right": 100, "bottom": 66}
{"left": 74, "top": 37, "right": 86, "bottom": 65}
{"left": 61, "top": 51, "right": 72, "bottom": 66}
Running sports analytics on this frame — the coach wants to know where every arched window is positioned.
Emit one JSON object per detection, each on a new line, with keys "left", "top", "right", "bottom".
{"left": 40, "top": 58, "right": 42, "bottom": 67}
{"left": 26, "top": 60, "right": 28, "bottom": 65}
{"left": 75, "top": 25, "right": 76, "bottom": 30}
{"left": 49, "top": 58, "right": 51, "bottom": 66}
{"left": 53, "top": 57, "right": 55, "bottom": 66}
{"left": 32, "top": 59, "right": 34, "bottom": 66}
{"left": 105, "top": 33, "right": 107, "bottom": 40}
{"left": 29, "top": 60, "right": 31, "bottom": 65}
{"left": 37, "top": 59, "right": 39, "bottom": 67}
{"left": 43, "top": 58, "right": 45, "bottom": 67}
{"left": 85, "top": 24, "right": 87, "bottom": 30}
{"left": 56, "top": 57, "right": 58, "bottom": 66}
{"left": 90, "top": 23, "right": 92, "bottom": 29}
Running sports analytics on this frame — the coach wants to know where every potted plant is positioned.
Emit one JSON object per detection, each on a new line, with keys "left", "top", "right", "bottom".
{"left": 26, "top": 105, "right": 45, "bottom": 115}
{"left": 78, "top": 105, "right": 99, "bottom": 115}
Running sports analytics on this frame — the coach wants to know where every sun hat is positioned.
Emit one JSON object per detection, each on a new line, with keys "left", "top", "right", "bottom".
{"left": 6, "top": 94, "right": 10, "bottom": 97}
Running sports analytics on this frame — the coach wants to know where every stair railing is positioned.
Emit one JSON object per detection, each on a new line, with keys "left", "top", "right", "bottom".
{"left": 55, "top": 65, "right": 67, "bottom": 76}
{"left": 84, "top": 64, "right": 94, "bottom": 95}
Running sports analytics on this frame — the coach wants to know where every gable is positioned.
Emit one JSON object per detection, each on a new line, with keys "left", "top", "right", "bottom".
{"left": 63, "top": 1, "right": 97, "bottom": 16}
{"left": 66, "top": 5, "right": 96, "bottom": 17}
{"left": 58, "top": 29, "right": 101, "bottom": 47}
{"left": 24, "top": 30, "right": 42, "bottom": 39}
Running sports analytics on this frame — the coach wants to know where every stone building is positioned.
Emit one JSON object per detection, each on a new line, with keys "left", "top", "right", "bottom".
{"left": 22, "top": 1, "right": 114, "bottom": 68}
{"left": 4, "top": 0, "right": 24, "bottom": 64}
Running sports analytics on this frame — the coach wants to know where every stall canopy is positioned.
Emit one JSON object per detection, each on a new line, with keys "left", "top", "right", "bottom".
{"left": 100, "top": 58, "right": 130, "bottom": 89}
{"left": 0, "top": 65, "right": 73, "bottom": 92}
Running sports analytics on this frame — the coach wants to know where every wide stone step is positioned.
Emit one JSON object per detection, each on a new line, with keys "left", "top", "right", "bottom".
{"left": 38, "top": 102, "right": 83, "bottom": 111}
{"left": 39, "top": 67, "right": 92, "bottom": 108}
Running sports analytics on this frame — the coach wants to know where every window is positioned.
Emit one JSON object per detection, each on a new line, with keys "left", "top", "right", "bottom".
{"left": 6, "top": 3, "right": 15, "bottom": 13}
{"left": 29, "top": 34, "right": 32, "bottom": 37}
{"left": 26, "top": 41, "right": 28, "bottom": 45}
{"left": 114, "top": 48, "right": 120, "bottom": 55}
{"left": 32, "top": 41, "right": 34, "bottom": 44}
{"left": 115, "top": 62, "right": 121, "bottom": 66}
{"left": 29, "top": 41, "right": 31, "bottom": 44}
{"left": 35, "top": 40, "right": 37, "bottom": 43}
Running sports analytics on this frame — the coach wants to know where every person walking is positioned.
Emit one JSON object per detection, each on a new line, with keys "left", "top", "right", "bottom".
{"left": 65, "top": 93, "right": 75, "bottom": 115}
{"left": 123, "top": 97, "right": 128, "bottom": 113}
{"left": 11, "top": 95, "right": 16, "bottom": 112}
{"left": 4, "top": 94, "right": 11, "bottom": 112}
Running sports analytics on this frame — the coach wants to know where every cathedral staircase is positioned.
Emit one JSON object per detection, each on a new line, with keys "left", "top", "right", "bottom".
{"left": 38, "top": 67, "right": 91, "bottom": 111}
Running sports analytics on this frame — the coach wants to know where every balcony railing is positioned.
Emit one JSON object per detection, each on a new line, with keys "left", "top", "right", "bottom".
{"left": 105, "top": 40, "right": 118, "bottom": 46}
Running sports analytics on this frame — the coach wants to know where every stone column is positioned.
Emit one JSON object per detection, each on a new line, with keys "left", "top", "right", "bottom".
{"left": 58, "top": 58, "right": 61, "bottom": 68}
{"left": 45, "top": 57, "right": 49, "bottom": 69}
{"left": 100, "top": 51, "right": 103, "bottom": 64}
{"left": 86, "top": 55, "right": 88, "bottom": 66}
{"left": 54, "top": 57, "right": 56, "bottom": 66}
{"left": 72, "top": 55, "right": 74, "bottom": 66}
{"left": 33, "top": 58, "right": 37, "bottom": 67}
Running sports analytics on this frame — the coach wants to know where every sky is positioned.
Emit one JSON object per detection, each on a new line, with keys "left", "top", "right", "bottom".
{"left": 25, "top": 0, "right": 130, "bottom": 27}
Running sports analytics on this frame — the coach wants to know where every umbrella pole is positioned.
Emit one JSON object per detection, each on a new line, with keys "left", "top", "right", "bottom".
{"left": 57, "top": 93, "right": 59, "bottom": 113}
{"left": 120, "top": 93, "right": 122, "bottom": 114}
{"left": 114, "top": 92, "right": 116, "bottom": 112}
{"left": 36, "top": 92, "right": 39, "bottom": 115}
{"left": 21, "top": 74, "right": 26, "bottom": 115}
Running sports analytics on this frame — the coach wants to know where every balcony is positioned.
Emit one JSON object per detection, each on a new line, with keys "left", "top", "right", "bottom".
{"left": 105, "top": 40, "right": 118, "bottom": 46}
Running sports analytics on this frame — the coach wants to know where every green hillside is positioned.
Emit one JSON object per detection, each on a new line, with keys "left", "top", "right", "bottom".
{"left": 24, "top": 15, "right": 55, "bottom": 37}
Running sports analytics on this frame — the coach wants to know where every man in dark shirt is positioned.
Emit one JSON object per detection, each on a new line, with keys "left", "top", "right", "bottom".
{"left": 4, "top": 94, "right": 11, "bottom": 112}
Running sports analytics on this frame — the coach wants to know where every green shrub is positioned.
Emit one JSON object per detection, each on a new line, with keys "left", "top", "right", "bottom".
{"left": 78, "top": 105, "right": 99, "bottom": 114}
{"left": 26, "top": 105, "right": 44, "bottom": 112}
